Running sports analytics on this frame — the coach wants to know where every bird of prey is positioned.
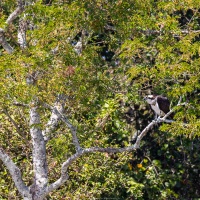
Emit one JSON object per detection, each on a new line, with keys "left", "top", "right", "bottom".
{"left": 74, "top": 41, "right": 82, "bottom": 55}
{"left": 144, "top": 94, "right": 171, "bottom": 118}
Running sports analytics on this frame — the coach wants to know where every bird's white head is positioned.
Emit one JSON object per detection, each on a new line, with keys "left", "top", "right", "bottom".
{"left": 144, "top": 95, "right": 157, "bottom": 105}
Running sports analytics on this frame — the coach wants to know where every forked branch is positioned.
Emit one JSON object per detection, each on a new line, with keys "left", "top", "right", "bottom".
{"left": 6, "top": 0, "right": 25, "bottom": 25}
{"left": 0, "top": 98, "right": 187, "bottom": 199}
{"left": 47, "top": 98, "right": 188, "bottom": 193}
{"left": 0, "top": 0, "right": 25, "bottom": 53}
{"left": 0, "top": 148, "right": 31, "bottom": 199}
{"left": 53, "top": 108, "right": 82, "bottom": 151}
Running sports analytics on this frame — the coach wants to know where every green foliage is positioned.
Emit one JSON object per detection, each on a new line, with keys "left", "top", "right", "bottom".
{"left": 0, "top": 0, "right": 200, "bottom": 199}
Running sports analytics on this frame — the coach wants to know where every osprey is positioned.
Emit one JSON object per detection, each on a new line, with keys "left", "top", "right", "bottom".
{"left": 144, "top": 95, "right": 171, "bottom": 118}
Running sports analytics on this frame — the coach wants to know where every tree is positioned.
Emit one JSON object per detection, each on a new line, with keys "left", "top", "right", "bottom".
{"left": 0, "top": 0, "right": 200, "bottom": 199}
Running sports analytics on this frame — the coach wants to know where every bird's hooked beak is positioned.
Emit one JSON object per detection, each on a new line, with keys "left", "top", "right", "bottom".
{"left": 143, "top": 96, "right": 147, "bottom": 101}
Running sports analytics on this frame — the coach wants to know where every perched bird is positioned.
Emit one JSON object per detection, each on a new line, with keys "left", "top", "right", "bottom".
{"left": 144, "top": 94, "right": 172, "bottom": 118}
{"left": 74, "top": 41, "right": 82, "bottom": 55}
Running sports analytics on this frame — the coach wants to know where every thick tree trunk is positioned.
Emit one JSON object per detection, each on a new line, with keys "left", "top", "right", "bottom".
{"left": 29, "top": 105, "right": 48, "bottom": 199}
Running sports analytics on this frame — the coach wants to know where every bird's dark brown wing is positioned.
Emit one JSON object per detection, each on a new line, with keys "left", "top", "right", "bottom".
{"left": 156, "top": 96, "right": 170, "bottom": 114}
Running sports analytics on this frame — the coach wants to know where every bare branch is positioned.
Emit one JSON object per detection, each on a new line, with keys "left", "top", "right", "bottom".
{"left": 46, "top": 118, "right": 157, "bottom": 192}
{"left": 47, "top": 97, "right": 190, "bottom": 192}
{"left": 3, "top": 108, "right": 29, "bottom": 144}
{"left": 141, "top": 29, "right": 200, "bottom": 37}
{"left": 13, "top": 101, "right": 29, "bottom": 107}
{"left": 42, "top": 100, "right": 82, "bottom": 150}
{"left": 42, "top": 98, "right": 67, "bottom": 142}
{"left": 61, "top": 115, "right": 81, "bottom": 151}
{"left": 53, "top": 108, "right": 82, "bottom": 151}
{"left": 161, "top": 97, "right": 187, "bottom": 121}
{"left": 6, "top": 0, "right": 25, "bottom": 25}
{"left": 0, "top": 0, "right": 25, "bottom": 53}
{"left": 0, "top": 148, "right": 31, "bottom": 199}
{"left": 42, "top": 106, "right": 62, "bottom": 142}
{"left": 45, "top": 174, "right": 69, "bottom": 195}
{"left": 178, "top": 96, "right": 182, "bottom": 105}
{"left": 179, "top": 29, "right": 200, "bottom": 34}
{"left": 0, "top": 28, "right": 14, "bottom": 53}
{"left": 44, "top": 96, "right": 191, "bottom": 195}
{"left": 5, "top": 96, "right": 188, "bottom": 197}
{"left": 18, "top": 18, "right": 27, "bottom": 48}
{"left": 30, "top": 104, "right": 48, "bottom": 190}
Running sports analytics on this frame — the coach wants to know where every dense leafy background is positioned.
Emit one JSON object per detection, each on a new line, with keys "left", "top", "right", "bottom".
{"left": 0, "top": 0, "right": 200, "bottom": 199}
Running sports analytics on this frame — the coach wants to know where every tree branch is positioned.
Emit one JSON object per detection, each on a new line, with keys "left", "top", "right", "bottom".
{"left": 42, "top": 105, "right": 62, "bottom": 142}
{"left": 42, "top": 97, "right": 67, "bottom": 142}
{"left": 5, "top": 97, "right": 187, "bottom": 197}
{"left": 46, "top": 118, "right": 158, "bottom": 193}
{"left": 0, "top": 28, "right": 14, "bottom": 53}
{"left": 18, "top": 18, "right": 27, "bottom": 49}
{"left": 53, "top": 108, "right": 82, "bottom": 152}
{"left": 13, "top": 101, "right": 29, "bottom": 107}
{"left": 0, "top": 148, "right": 31, "bottom": 199}
{"left": 141, "top": 29, "right": 200, "bottom": 37}
{"left": 47, "top": 98, "right": 189, "bottom": 192}
{"left": 30, "top": 104, "right": 48, "bottom": 191}
{"left": 0, "top": 0, "right": 25, "bottom": 53}
{"left": 6, "top": 0, "right": 25, "bottom": 25}
{"left": 160, "top": 96, "right": 187, "bottom": 122}
{"left": 61, "top": 115, "right": 81, "bottom": 152}
{"left": 3, "top": 108, "right": 29, "bottom": 144}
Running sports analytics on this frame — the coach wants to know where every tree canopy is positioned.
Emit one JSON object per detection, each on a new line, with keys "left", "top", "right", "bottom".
{"left": 0, "top": 0, "right": 200, "bottom": 199}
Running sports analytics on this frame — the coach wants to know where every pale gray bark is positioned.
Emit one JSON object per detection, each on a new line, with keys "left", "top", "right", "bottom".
{"left": 0, "top": 0, "right": 25, "bottom": 53}
{"left": 0, "top": 1, "right": 193, "bottom": 197}
{"left": 0, "top": 148, "right": 32, "bottom": 199}
{"left": 6, "top": 0, "right": 24, "bottom": 25}
{"left": 0, "top": 0, "right": 30, "bottom": 52}
{"left": 45, "top": 108, "right": 176, "bottom": 194}
{"left": 141, "top": 29, "right": 200, "bottom": 36}
{"left": 30, "top": 105, "right": 48, "bottom": 196}
{"left": 42, "top": 103, "right": 64, "bottom": 142}
{"left": 0, "top": 28, "right": 14, "bottom": 53}
{"left": 42, "top": 95, "right": 81, "bottom": 151}
{"left": 0, "top": 95, "right": 184, "bottom": 199}
{"left": 18, "top": 18, "right": 27, "bottom": 48}
{"left": 53, "top": 108, "right": 81, "bottom": 151}
{"left": 16, "top": 1, "right": 35, "bottom": 49}
{"left": 61, "top": 114, "right": 81, "bottom": 151}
